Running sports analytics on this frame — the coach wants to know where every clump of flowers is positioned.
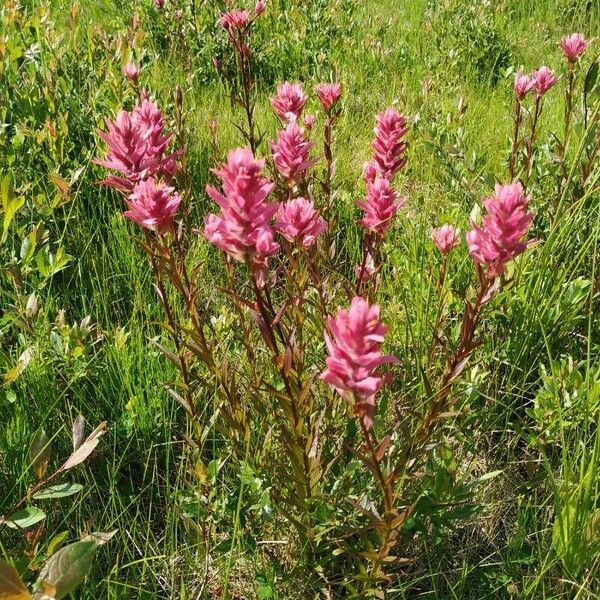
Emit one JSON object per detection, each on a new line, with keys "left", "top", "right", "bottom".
{"left": 204, "top": 147, "right": 279, "bottom": 286}
{"left": 357, "top": 178, "right": 406, "bottom": 237}
{"left": 532, "top": 66, "right": 558, "bottom": 97}
{"left": 432, "top": 224, "right": 461, "bottom": 255}
{"left": 275, "top": 197, "right": 326, "bottom": 248}
{"left": 315, "top": 82, "right": 342, "bottom": 112}
{"left": 514, "top": 70, "right": 533, "bottom": 100}
{"left": 270, "top": 82, "right": 307, "bottom": 123}
{"left": 94, "top": 99, "right": 178, "bottom": 192}
{"left": 219, "top": 9, "right": 250, "bottom": 32}
{"left": 321, "top": 296, "right": 398, "bottom": 429}
{"left": 123, "top": 62, "right": 140, "bottom": 83}
{"left": 466, "top": 182, "right": 534, "bottom": 277}
{"left": 560, "top": 33, "right": 589, "bottom": 62}
{"left": 269, "top": 122, "right": 317, "bottom": 185}
{"left": 125, "top": 178, "right": 181, "bottom": 233}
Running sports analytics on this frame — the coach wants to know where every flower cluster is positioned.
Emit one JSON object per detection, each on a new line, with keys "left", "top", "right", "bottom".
{"left": 275, "top": 197, "right": 326, "bottom": 248}
{"left": 513, "top": 66, "right": 558, "bottom": 100}
{"left": 94, "top": 99, "right": 178, "bottom": 193}
{"left": 219, "top": 9, "right": 250, "bottom": 32}
{"left": 269, "top": 122, "right": 317, "bottom": 185}
{"left": 560, "top": 32, "right": 589, "bottom": 62}
{"left": 315, "top": 83, "right": 342, "bottom": 112}
{"left": 124, "top": 178, "right": 181, "bottom": 233}
{"left": 357, "top": 178, "right": 406, "bottom": 237}
{"left": 364, "top": 107, "right": 409, "bottom": 183}
{"left": 432, "top": 224, "right": 461, "bottom": 255}
{"left": 204, "top": 148, "right": 279, "bottom": 286}
{"left": 270, "top": 82, "right": 307, "bottom": 123}
{"left": 466, "top": 182, "right": 534, "bottom": 277}
{"left": 321, "top": 297, "right": 398, "bottom": 429}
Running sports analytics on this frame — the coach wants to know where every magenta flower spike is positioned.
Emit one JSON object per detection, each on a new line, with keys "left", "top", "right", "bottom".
{"left": 204, "top": 148, "right": 279, "bottom": 287}
{"left": 370, "top": 107, "right": 409, "bottom": 182}
{"left": 321, "top": 296, "right": 399, "bottom": 429}
{"left": 123, "top": 62, "right": 140, "bottom": 83}
{"left": 219, "top": 9, "right": 250, "bottom": 31}
{"left": 315, "top": 82, "right": 342, "bottom": 112}
{"left": 357, "top": 178, "right": 406, "bottom": 237}
{"left": 532, "top": 66, "right": 558, "bottom": 97}
{"left": 560, "top": 33, "right": 589, "bottom": 62}
{"left": 513, "top": 70, "right": 533, "bottom": 100}
{"left": 432, "top": 224, "right": 461, "bottom": 255}
{"left": 124, "top": 178, "right": 181, "bottom": 233}
{"left": 275, "top": 197, "right": 326, "bottom": 248}
{"left": 269, "top": 122, "right": 318, "bottom": 185}
{"left": 270, "top": 82, "right": 307, "bottom": 123}
{"left": 466, "top": 182, "right": 535, "bottom": 277}
{"left": 255, "top": 0, "right": 266, "bottom": 17}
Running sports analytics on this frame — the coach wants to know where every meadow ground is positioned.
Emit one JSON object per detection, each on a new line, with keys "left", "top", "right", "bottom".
{"left": 1, "top": 0, "right": 600, "bottom": 598}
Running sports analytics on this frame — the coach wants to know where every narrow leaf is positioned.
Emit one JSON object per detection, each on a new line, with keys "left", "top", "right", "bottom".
{"left": 29, "top": 430, "right": 51, "bottom": 480}
{"left": 71, "top": 415, "right": 85, "bottom": 451}
{"left": 60, "top": 423, "right": 106, "bottom": 471}
{"left": 33, "top": 483, "right": 84, "bottom": 500}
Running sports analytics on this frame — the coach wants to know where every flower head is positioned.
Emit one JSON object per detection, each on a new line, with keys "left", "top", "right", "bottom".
{"left": 275, "top": 197, "right": 326, "bottom": 248}
{"left": 269, "top": 122, "right": 318, "bottom": 185}
{"left": 124, "top": 178, "right": 181, "bottom": 232}
{"left": 532, "top": 66, "right": 558, "bottom": 97}
{"left": 94, "top": 99, "right": 179, "bottom": 192}
{"left": 255, "top": 0, "right": 266, "bottom": 17}
{"left": 357, "top": 178, "right": 406, "bottom": 236}
{"left": 514, "top": 70, "right": 533, "bottom": 100}
{"left": 466, "top": 182, "right": 534, "bottom": 277}
{"left": 123, "top": 62, "right": 140, "bottom": 83}
{"left": 432, "top": 224, "right": 461, "bottom": 254}
{"left": 363, "top": 161, "right": 378, "bottom": 184}
{"left": 321, "top": 296, "right": 398, "bottom": 429}
{"left": 204, "top": 148, "right": 279, "bottom": 286}
{"left": 270, "top": 82, "right": 307, "bottom": 123}
{"left": 315, "top": 82, "right": 342, "bottom": 112}
{"left": 219, "top": 9, "right": 249, "bottom": 31}
{"left": 371, "top": 107, "right": 409, "bottom": 181}
{"left": 303, "top": 113, "right": 316, "bottom": 129}
{"left": 560, "top": 33, "right": 589, "bottom": 61}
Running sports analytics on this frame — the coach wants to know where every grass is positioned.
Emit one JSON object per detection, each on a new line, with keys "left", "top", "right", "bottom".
{"left": 1, "top": 0, "right": 599, "bottom": 597}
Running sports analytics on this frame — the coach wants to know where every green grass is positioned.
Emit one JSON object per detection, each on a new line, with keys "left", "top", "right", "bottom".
{"left": 1, "top": 0, "right": 599, "bottom": 597}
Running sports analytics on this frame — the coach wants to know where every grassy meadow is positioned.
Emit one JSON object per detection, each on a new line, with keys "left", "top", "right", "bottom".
{"left": 1, "top": 0, "right": 600, "bottom": 597}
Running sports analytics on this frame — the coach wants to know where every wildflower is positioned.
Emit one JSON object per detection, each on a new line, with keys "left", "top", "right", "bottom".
{"left": 304, "top": 114, "right": 316, "bottom": 129}
{"left": 560, "top": 33, "right": 589, "bottom": 62}
{"left": 363, "top": 161, "right": 378, "bottom": 184}
{"left": 255, "top": 0, "right": 266, "bottom": 17}
{"left": 269, "top": 122, "right": 318, "bottom": 185}
{"left": 275, "top": 197, "right": 326, "bottom": 248}
{"left": 154, "top": 0, "right": 164, "bottom": 8}
{"left": 371, "top": 107, "right": 409, "bottom": 181}
{"left": 466, "top": 182, "right": 534, "bottom": 277}
{"left": 357, "top": 178, "right": 405, "bottom": 236}
{"left": 204, "top": 148, "right": 279, "bottom": 286}
{"left": 270, "top": 82, "right": 307, "bottom": 123}
{"left": 432, "top": 224, "right": 461, "bottom": 255}
{"left": 123, "top": 62, "right": 140, "bottom": 83}
{"left": 94, "top": 99, "right": 178, "bottom": 192}
{"left": 321, "top": 296, "right": 399, "bottom": 429}
{"left": 513, "top": 70, "right": 533, "bottom": 100}
{"left": 532, "top": 66, "right": 558, "bottom": 97}
{"left": 315, "top": 82, "right": 342, "bottom": 112}
{"left": 124, "top": 178, "right": 181, "bottom": 233}
{"left": 219, "top": 9, "right": 249, "bottom": 31}
{"left": 355, "top": 253, "right": 376, "bottom": 285}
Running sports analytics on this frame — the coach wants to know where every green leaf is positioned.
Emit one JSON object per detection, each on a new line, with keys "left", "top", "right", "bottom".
{"left": 35, "top": 541, "right": 97, "bottom": 599}
{"left": 6, "top": 507, "right": 46, "bottom": 529}
{"left": 33, "top": 483, "right": 83, "bottom": 500}
{"left": 1, "top": 173, "right": 25, "bottom": 242}
{"left": 47, "top": 531, "right": 70, "bottom": 557}
{"left": 0, "top": 559, "right": 31, "bottom": 599}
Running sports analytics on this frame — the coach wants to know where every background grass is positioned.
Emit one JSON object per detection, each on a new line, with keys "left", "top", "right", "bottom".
{"left": 1, "top": 0, "right": 599, "bottom": 597}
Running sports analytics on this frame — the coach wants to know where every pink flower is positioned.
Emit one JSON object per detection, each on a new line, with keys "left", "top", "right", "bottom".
{"left": 514, "top": 70, "right": 533, "bottom": 100}
{"left": 124, "top": 178, "right": 181, "bottom": 233}
{"left": 275, "top": 197, "right": 326, "bottom": 248}
{"left": 94, "top": 99, "right": 179, "bottom": 192}
{"left": 357, "top": 178, "right": 406, "bottom": 236}
{"left": 432, "top": 224, "right": 461, "bottom": 254}
{"left": 154, "top": 0, "right": 164, "bottom": 8}
{"left": 269, "top": 122, "right": 318, "bottom": 185}
{"left": 371, "top": 107, "right": 409, "bottom": 181}
{"left": 363, "top": 161, "right": 378, "bottom": 184}
{"left": 219, "top": 9, "right": 249, "bottom": 30}
{"left": 123, "top": 62, "right": 140, "bottom": 83}
{"left": 204, "top": 148, "right": 279, "bottom": 286}
{"left": 270, "top": 82, "right": 307, "bottom": 123}
{"left": 315, "top": 82, "right": 342, "bottom": 112}
{"left": 321, "top": 296, "right": 399, "bottom": 429}
{"left": 532, "top": 66, "right": 558, "bottom": 97}
{"left": 355, "top": 252, "right": 376, "bottom": 285}
{"left": 560, "top": 33, "right": 589, "bottom": 61}
{"left": 255, "top": 0, "right": 266, "bottom": 17}
{"left": 303, "top": 113, "right": 316, "bottom": 129}
{"left": 466, "top": 182, "right": 534, "bottom": 277}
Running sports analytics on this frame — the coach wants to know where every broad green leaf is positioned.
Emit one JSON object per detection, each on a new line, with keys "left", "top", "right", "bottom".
{"left": 47, "top": 531, "right": 69, "bottom": 557}
{"left": 0, "top": 559, "right": 31, "bottom": 599}
{"left": 29, "top": 430, "right": 51, "bottom": 480}
{"left": 33, "top": 483, "right": 83, "bottom": 500}
{"left": 6, "top": 507, "right": 46, "bottom": 529}
{"left": 35, "top": 541, "right": 96, "bottom": 599}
